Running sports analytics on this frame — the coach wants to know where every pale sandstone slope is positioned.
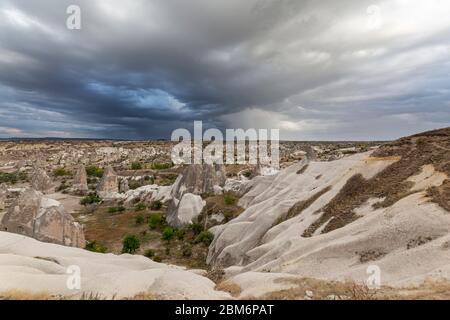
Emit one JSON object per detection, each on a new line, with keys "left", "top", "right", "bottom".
{"left": 0, "top": 231, "right": 230, "bottom": 300}
{"left": 208, "top": 143, "right": 450, "bottom": 293}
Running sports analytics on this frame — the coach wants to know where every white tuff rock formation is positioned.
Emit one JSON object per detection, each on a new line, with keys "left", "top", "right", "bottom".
{"left": 0, "top": 231, "right": 230, "bottom": 300}
{"left": 30, "top": 167, "right": 53, "bottom": 194}
{"left": 96, "top": 166, "right": 119, "bottom": 198}
{"left": 71, "top": 165, "right": 88, "bottom": 194}
{"left": 207, "top": 152, "right": 450, "bottom": 289}
{"left": 165, "top": 164, "right": 226, "bottom": 227}
{"left": 0, "top": 189, "right": 85, "bottom": 248}
{"left": 167, "top": 193, "right": 206, "bottom": 228}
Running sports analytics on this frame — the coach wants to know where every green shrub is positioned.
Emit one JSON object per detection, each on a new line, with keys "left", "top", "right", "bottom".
{"left": 195, "top": 231, "right": 214, "bottom": 246}
{"left": 174, "top": 228, "right": 186, "bottom": 240}
{"left": 108, "top": 206, "right": 126, "bottom": 214}
{"left": 148, "top": 213, "right": 163, "bottom": 229}
{"left": 0, "top": 171, "right": 27, "bottom": 184}
{"left": 144, "top": 249, "right": 155, "bottom": 258}
{"left": 161, "top": 227, "right": 175, "bottom": 241}
{"left": 224, "top": 194, "right": 236, "bottom": 205}
{"left": 53, "top": 167, "right": 71, "bottom": 177}
{"left": 121, "top": 235, "right": 140, "bottom": 254}
{"left": 80, "top": 193, "right": 101, "bottom": 205}
{"left": 150, "top": 200, "right": 163, "bottom": 211}
{"left": 160, "top": 174, "right": 178, "bottom": 186}
{"left": 182, "top": 244, "right": 192, "bottom": 257}
{"left": 86, "top": 166, "right": 104, "bottom": 178}
{"left": 153, "top": 256, "right": 162, "bottom": 263}
{"left": 135, "top": 215, "right": 145, "bottom": 225}
{"left": 151, "top": 162, "right": 173, "bottom": 170}
{"left": 131, "top": 162, "right": 143, "bottom": 170}
{"left": 144, "top": 176, "right": 155, "bottom": 184}
{"left": 190, "top": 223, "right": 204, "bottom": 235}
{"left": 135, "top": 203, "right": 147, "bottom": 211}
{"left": 242, "top": 170, "right": 253, "bottom": 178}
{"left": 85, "top": 241, "right": 107, "bottom": 253}
{"left": 129, "top": 181, "right": 142, "bottom": 190}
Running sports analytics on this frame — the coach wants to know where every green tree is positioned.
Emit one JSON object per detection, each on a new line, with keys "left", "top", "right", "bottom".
{"left": 122, "top": 235, "right": 140, "bottom": 254}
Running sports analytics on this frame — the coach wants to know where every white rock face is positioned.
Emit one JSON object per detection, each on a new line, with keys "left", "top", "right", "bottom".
{"left": 0, "top": 184, "right": 8, "bottom": 211}
{"left": 206, "top": 152, "right": 450, "bottom": 287}
{"left": 0, "top": 189, "right": 85, "bottom": 248}
{"left": 167, "top": 193, "right": 206, "bottom": 228}
{"left": 71, "top": 165, "right": 88, "bottom": 194}
{"left": 171, "top": 164, "right": 227, "bottom": 199}
{"left": 30, "top": 167, "right": 53, "bottom": 194}
{"left": 0, "top": 231, "right": 231, "bottom": 300}
{"left": 96, "top": 166, "right": 119, "bottom": 198}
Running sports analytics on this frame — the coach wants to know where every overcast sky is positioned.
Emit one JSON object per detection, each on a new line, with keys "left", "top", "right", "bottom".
{"left": 0, "top": 0, "right": 449, "bottom": 140}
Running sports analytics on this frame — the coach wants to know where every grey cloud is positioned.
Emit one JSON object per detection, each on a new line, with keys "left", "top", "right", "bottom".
{"left": 0, "top": 0, "right": 449, "bottom": 140}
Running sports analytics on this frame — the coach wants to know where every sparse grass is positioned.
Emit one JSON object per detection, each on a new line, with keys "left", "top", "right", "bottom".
{"left": 108, "top": 206, "right": 126, "bottom": 214}
{"left": 190, "top": 223, "right": 204, "bottom": 235}
{"left": 128, "top": 181, "right": 142, "bottom": 190}
{"left": 150, "top": 200, "right": 163, "bottom": 211}
{"left": 0, "top": 171, "right": 27, "bottom": 184}
{"left": 161, "top": 227, "right": 175, "bottom": 241}
{"left": 0, "top": 290, "right": 54, "bottom": 300}
{"left": 194, "top": 231, "right": 214, "bottom": 246}
{"left": 223, "top": 193, "right": 236, "bottom": 205}
{"left": 151, "top": 162, "right": 173, "bottom": 170}
{"left": 131, "top": 162, "right": 143, "bottom": 170}
{"left": 144, "top": 249, "right": 155, "bottom": 258}
{"left": 80, "top": 193, "right": 101, "bottom": 206}
{"left": 215, "top": 281, "right": 242, "bottom": 297}
{"left": 85, "top": 241, "right": 107, "bottom": 253}
{"left": 135, "top": 215, "right": 145, "bottom": 225}
{"left": 278, "top": 186, "right": 331, "bottom": 226}
{"left": 242, "top": 170, "right": 253, "bottom": 178}
{"left": 53, "top": 167, "right": 71, "bottom": 177}
{"left": 86, "top": 166, "right": 104, "bottom": 178}
{"left": 135, "top": 203, "right": 147, "bottom": 211}
{"left": 148, "top": 213, "right": 164, "bottom": 229}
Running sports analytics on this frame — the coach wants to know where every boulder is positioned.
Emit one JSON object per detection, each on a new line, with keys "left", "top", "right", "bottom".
{"left": 71, "top": 165, "right": 88, "bottom": 194}
{"left": 0, "top": 189, "right": 85, "bottom": 247}
{"left": 97, "top": 166, "right": 119, "bottom": 198}
{"left": 30, "top": 167, "right": 53, "bottom": 194}
{"left": 167, "top": 193, "right": 206, "bottom": 228}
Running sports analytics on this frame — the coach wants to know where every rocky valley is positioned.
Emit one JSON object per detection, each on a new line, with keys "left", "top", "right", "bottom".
{"left": 0, "top": 128, "right": 449, "bottom": 300}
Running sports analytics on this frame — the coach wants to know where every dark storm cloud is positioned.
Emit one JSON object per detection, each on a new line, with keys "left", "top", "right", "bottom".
{"left": 0, "top": 0, "right": 449, "bottom": 139}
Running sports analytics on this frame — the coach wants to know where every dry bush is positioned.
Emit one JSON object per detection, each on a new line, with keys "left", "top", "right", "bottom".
{"left": 130, "top": 292, "right": 161, "bottom": 300}
{"left": 215, "top": 281, "right": 242, "bottom": 297}
{"left": 0, "top": 290, "right": 54, "bottom": 300}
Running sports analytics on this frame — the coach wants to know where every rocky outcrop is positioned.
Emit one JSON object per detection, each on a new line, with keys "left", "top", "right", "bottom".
{"left": 30, "top": 167, "right": 53, "bottom": 194}
{"left": 120, "top": 179, "right": 130, "bottom": 193}
{"left": 0, "top": 189, "right": 85, "bottom": 247}
{"left": 0, "top": 184, "right": 8, "bottom": 211}
{"left": 97, "top": 166, "right": 119, "bottom": 198}
{"left": 165, "top": 164, "right": 225, "bottom": 228}
{"left": 171, "top": 164, "right": 226, "bottom": 199}
{"left": 71, "top": 165, "right": 88, "bottom": 194}
{"left": 167, "top": 193, "right": 206, "bottom": 228}
{"left": 0, "top": 231, "right": 231, "bottom": 299}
